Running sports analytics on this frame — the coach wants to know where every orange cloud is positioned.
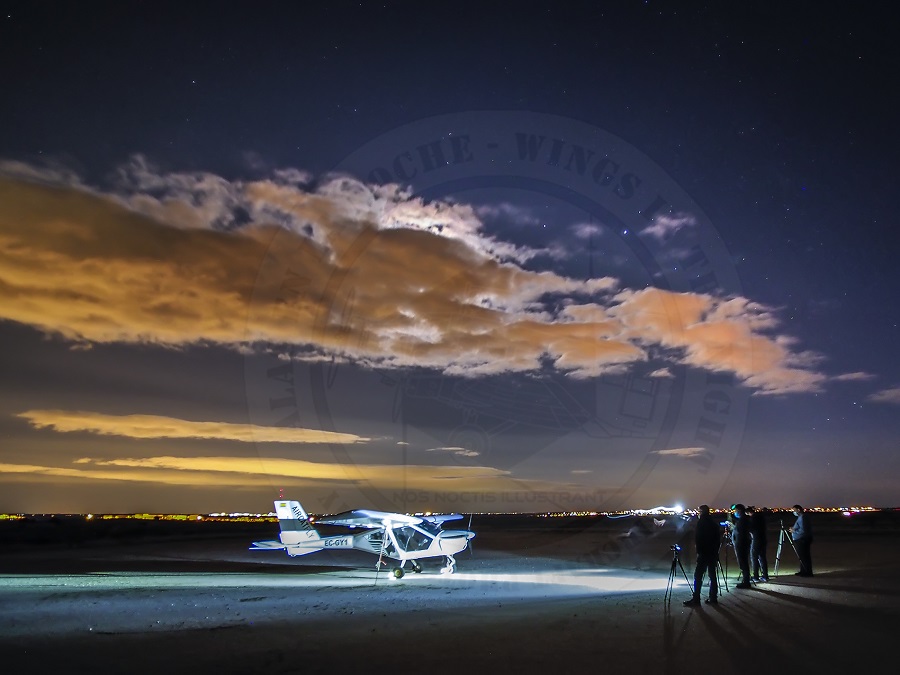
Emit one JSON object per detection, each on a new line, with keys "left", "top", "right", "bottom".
{"left": 0, "top": 161, "right": 828, "bottom": 393}
{"left": 612, "top": 288, "right": 826, "bottom": 394}
{"left": 0, "top": 455, "right": 576, "bottom": 499}
{"left": 0, "top": 461, "right": 277, "bottom": 486}
{"left": 18, "top": 410, "right": 370, "bottom": 444}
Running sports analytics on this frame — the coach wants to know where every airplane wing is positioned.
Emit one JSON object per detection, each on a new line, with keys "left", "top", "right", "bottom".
{"left": 422, "top": 514, "right": 464, "bottom": 525}
{"left": 315, "top": 509, "right": 422, "bottom": 528}
{"left": 249, "top": 540, "right": 286, "bottom": 550}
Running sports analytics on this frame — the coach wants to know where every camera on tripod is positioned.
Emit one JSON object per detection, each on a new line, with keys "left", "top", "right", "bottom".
{"left": 664, "top": 543, "right": 691, "bottom": 604}
{"left": 719, "top": 522, "right": 732, "bottom": 544}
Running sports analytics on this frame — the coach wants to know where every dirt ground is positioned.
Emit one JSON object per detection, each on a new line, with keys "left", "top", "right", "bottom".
{"left": 1, "top": 512, "right": 897, "bottom": 674}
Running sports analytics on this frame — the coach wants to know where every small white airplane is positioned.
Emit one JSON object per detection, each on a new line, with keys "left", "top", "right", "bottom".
{"left": 250, "top": 500, "right": 476, "bottom": 578}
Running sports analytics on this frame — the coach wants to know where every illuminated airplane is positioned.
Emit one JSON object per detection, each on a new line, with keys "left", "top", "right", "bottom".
{"left": 250, "top": 500, "right": 476, "bottom": 578}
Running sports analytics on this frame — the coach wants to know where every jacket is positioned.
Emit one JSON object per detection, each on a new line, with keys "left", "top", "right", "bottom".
{"left": 695, "top": 512, "right": 722, "bottom": 557}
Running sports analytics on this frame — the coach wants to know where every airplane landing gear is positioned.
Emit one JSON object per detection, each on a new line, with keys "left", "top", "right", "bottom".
{"left": 410, "top": 559, "right": 423, "bottom": 573}
{"left": 392, "top": 567, "right": 405, "bottom": 579}
{"left": 440, "top": 555, "right": 457, "bottom": 574}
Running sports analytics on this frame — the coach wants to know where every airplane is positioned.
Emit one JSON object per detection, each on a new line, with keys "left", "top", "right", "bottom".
{"left": 250, "top": 500, "right": 476, "bottom": 578}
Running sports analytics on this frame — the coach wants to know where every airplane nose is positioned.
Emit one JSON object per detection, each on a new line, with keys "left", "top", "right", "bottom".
{"left": 437, "top": 530, "right": 474, "bottom": 552}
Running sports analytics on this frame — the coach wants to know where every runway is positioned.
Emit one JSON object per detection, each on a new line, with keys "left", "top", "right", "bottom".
{"left": 0, "top": 550, "right": 676, "bottom": 639}
{"left": 2, "top": 513, "right": 899, "bottom": 674}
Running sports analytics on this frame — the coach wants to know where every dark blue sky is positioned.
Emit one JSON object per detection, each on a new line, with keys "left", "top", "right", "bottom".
{"left": 0, "top": 1, "right": 897, "bottom": 513}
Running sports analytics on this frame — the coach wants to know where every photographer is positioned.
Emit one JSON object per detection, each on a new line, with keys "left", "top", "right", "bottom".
{"left": 747, "top": 505, "right": 769, "bottom": 582}
{"left": 683, "top": 504, "right": 721, "bottom": 607}
{"left": 729, "top": 504, "right": 752, "bottom": 589}
{"left": 790, "top": 504, "right": 814, "bottom": 577}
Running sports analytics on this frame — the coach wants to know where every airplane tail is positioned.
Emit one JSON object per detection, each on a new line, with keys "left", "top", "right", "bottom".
{"left": 250, "top": 500, "right": 327, "bottom": 555}
{"left": 274, "top": 500, "right": 322, "bottom": 547}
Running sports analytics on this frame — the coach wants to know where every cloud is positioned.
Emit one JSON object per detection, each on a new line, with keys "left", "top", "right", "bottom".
{"left": 610, "top": 288, "right": 827, "bottom": 394}
{"left": 0, "top": 455, "right": 573, "bottom": 499}
{"left": 834, "top": 372, "right": 876, "bottom": 382}
{"left": 426, "top": 446, "right": 481, "bottom": 458}
{"left": 18, "top": 410, "right": 370, "bottom": 444}
{"left": 652, "top": 447, "right": 708, "bottom": 458}
{"left": 571, "top": 222, "right": 607, "bottom": 239}
{"left": 648, "top": 367, "right": 674, "bottom": 378}
{"left": 0, "top": 159, "right": 827, "bottom": 393}
{"left": 0, "top": 159, "right": 86, "bottom": 189}
{"left": 0, "top": 461, "right": 278, "bottom": 487}
{"left": 639, "top": 213, "right": 697, "bottom": 241}
{"left": 475, "top": 202, "right": 541, "bottom": 228}
{"left": 867, "top": 387, "right": 900, "bottom": 405}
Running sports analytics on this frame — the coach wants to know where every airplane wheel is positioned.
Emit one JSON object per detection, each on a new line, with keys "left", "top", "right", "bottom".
{"left": 392, "top": 567, "right": 405, "bottom": 579}
{"left": 411, "top": 561, "right": 423, "bottom": 573}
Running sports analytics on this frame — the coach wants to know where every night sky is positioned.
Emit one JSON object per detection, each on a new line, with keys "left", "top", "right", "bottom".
{"left": 1, "top": 1, "right": 897, "bottom": 514}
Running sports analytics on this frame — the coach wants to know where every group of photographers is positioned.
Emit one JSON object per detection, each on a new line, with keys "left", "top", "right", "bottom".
{"left": 683, "top": 503, "right": 813, "bottom": 607}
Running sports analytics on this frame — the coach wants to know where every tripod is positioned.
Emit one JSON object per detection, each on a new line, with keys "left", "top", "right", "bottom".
{"left": 664, "top": 545, "right": 693, "bottom": 604}
{"left": 774, "top": 519, "right": 799, "bottom": 576}
{"left": 715, "top": 554, "right": 729, "bottom": 593}
{"left": 720, "top": 527, "right": 733, "bottom": 582}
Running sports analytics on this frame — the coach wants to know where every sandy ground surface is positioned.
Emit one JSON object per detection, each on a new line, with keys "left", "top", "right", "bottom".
{"left": 1, "top": 513, "right": 898, "bottom": 674}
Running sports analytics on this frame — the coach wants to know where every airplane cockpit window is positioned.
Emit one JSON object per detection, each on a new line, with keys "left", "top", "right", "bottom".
{"left": 394, "top": 525, "right": 432, "bottom": 552}
{"left": 418, "top": 520, "right": 441, "bottom": 536}
{"left": 367, "top": 530, "right": 396, "bottom": 557}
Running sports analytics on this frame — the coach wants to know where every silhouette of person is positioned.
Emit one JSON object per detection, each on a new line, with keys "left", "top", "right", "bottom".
{"left": 746, "top": 505, "right": 769, "bottom": 582}
{"left": 683, "top": 504, "right": 722, "bottom": 607}
{"left": 790, "top": 504, "right": 814, "bottom": 576}
{"left": 729, "top": 504, "right": 752, "bottom": 589}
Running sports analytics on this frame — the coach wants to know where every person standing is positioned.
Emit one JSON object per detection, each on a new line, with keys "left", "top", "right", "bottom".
{"left": 790, "top": 504, "right": 814, "bottom": 576}
{"left": 747, "top": 506, "right": 769, "bottom": 582}
{"left": 729, "top": 504, "right": 752, "bottom": 589}
{"left": 683, "top": 504, "right": 722, "bottom": 606}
